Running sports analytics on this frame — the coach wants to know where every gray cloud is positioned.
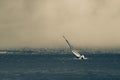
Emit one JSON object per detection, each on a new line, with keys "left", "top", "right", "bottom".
{"left": 0, "top": 0, "right": 120, "bottom": 48}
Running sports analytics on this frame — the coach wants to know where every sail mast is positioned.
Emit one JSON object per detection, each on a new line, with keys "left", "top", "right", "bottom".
{"left": 63, "top": 36, "right": 73, "bottom": 50}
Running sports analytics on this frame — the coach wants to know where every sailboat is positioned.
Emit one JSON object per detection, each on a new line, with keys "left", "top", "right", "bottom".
{"left": 63, "top": 36, "right": 87, "bottom": 59}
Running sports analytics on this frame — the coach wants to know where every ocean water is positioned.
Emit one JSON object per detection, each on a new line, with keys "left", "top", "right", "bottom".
{"left": 0, "top": 52, "right": 120, "bottom": 80}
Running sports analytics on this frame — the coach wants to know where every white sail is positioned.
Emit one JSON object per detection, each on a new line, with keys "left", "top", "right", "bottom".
{"left": 71, "top": 50, "right": 81, "bottom": 57}
{"left": 63, "top": 36, "right": 87, "bottom": 59}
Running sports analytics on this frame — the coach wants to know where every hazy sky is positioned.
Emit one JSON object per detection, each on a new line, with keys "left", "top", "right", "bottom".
{"left": 0, "top": 0, "right": 120, "bottom": 48}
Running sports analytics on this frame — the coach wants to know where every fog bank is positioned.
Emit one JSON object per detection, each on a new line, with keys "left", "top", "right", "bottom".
{"left": 0, "top": 0, "right": 120, "bottom": 48}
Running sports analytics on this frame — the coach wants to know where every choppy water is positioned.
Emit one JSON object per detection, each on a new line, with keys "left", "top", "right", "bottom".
{"left": 0, "top": 52, "right": 120, "bottom": 80}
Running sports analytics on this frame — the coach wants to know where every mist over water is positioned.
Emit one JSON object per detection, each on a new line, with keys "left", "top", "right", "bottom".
{"left": 0, "top": 0, "right": 120, "bottom": 48}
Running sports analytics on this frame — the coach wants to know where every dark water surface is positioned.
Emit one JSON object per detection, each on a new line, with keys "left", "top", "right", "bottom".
{"left": 0, "top": 52, "right": 120, "bottom": 80}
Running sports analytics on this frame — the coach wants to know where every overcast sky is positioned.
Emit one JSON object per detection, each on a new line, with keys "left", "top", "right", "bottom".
{"left": 0, "top": 0, "right": 120, "bottom": 48}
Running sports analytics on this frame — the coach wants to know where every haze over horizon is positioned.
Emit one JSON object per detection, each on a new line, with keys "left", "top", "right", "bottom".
{"left": 0, "top": 0, "right": 120, "bottom": 48}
